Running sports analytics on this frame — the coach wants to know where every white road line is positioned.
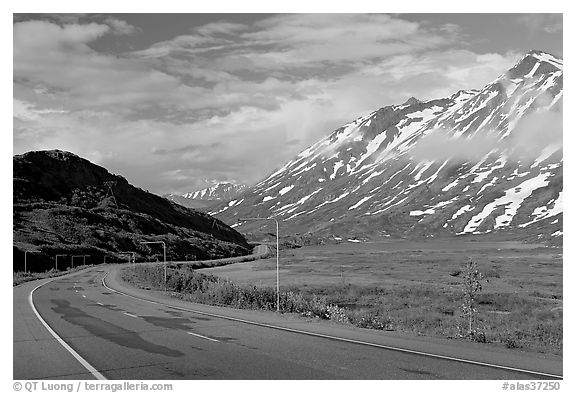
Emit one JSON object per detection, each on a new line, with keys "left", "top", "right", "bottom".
{"left": 102, "top": 272, "right": 562, "bottom": 379}
{"left": 82, "top": 295, "right": 86, "bottom": 298}
{"left": 97, "top": 302, "right": 104, "bottom": 306}
{"left": 187, "top": 332, "right": 219, "bottom": 342}
{"left": 122, "top": 312, "right": 138, "bottom": 318}
{"left": 29, "top": 279, "right": 106, "bottom": 380}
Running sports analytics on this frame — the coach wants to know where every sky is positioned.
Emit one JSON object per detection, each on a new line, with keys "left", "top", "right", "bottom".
{"left": 12, "top": 12, "right": 563, "bottom": 195}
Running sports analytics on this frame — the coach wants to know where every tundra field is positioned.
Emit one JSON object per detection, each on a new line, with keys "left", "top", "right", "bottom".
{"left": 198, "top": 237, "right": 563, "bottom": 354}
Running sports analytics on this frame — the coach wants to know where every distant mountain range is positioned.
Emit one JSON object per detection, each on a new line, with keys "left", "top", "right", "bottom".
{"left": 13, "top": 150, "right": 251, "bottom": 271}
{"left": 213, "top": 50, "right": 563, "bottom": 245}
{"left": 164, "top": 182, "right": 247, "bottom": 210}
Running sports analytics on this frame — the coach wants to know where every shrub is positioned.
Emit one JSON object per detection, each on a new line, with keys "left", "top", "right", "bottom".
{"left": 351, "top": 310, "right": 392, "bottom": 330}
{"left": 460, "top": 259, "right": 484, "bottom": 338}
{"left": 501, "top": 330, "right": 521, "bottom": 349}
{"left": 326, "top": 304, "right": 349, "bottom": 324}
{"left": 280, "top": 291, "right": 308, "bottom": 313}
{"left": 308, "top": 295, "right": 329, "bottom": 318}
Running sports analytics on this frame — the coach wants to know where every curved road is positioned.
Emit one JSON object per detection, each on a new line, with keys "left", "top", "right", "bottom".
{"left": 14, "top": 265, "right": 563, "bottom": 380}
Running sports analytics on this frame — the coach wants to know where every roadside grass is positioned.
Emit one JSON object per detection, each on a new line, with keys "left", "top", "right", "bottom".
{"left": 122, "top": 264, "right": 562, "bottom": 355}
{"left": 13, "top": 265, "right": 95, "bottom": 286}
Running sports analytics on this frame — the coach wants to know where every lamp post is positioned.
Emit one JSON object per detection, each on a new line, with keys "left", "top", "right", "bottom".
{"left": 55, "top": 254, "right": 67, "bottom": 271}
{"left": 119, "top": 252, "right": 135, "bottom": 264}
{"left": 24, "top": 250, "right": 29, "bottom": 273}
{"left": 140, "top": 241, "right": 167, "bottom": 291}
{"left": 71, "top": 255, "right": 84, "bottom": 268}
{"left": 238, "top": 217, "right": 280, "bottom": 312}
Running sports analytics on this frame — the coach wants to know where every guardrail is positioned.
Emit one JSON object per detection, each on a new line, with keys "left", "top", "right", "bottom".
{"left": 128, "top": 244, "right": 271, "bottom": 270}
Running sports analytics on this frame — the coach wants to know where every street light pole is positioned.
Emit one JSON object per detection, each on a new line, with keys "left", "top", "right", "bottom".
{"left": 55, "top": 254, "right": 67, "bottom": 271}
{"left": 119, "top": 252, "right": 136, "bottom": 264}
{"left": 24, "top": 250, "right": 28, "bottom": 273}
{"left": 140, "top": 241, "right": 167, "bottom": 291}
{"left": 238, "top": 217, "right": 280, "bottom": 312}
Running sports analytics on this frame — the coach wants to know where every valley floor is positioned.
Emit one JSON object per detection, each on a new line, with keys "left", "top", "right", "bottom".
{"left": 199, "top": 237, "right": 562, "bottom": 354}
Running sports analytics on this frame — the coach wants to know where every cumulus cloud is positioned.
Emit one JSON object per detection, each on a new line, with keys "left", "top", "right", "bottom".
{"left": 103, "top": 17, "right": 138, "bottom": 35}
{"left": 14, "top": 20, "right": 110, "bottom": 47}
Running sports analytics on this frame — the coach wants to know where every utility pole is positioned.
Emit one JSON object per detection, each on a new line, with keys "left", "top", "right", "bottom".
{"left": 24, "top": 250, "right": 29, "bottom": 273}
{"left": 103, "top": 181, "right": 118, "bottom": 209}
{"left": 238, "top": 217, "right": 280, "bottom": 312}
{"left": 141, "top": 241, "right": 167, "bottom": 291}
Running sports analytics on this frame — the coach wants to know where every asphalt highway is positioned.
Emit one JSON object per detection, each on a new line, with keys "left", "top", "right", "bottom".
{"left": 13, "top": 265, "right": 563, "bottom": 380}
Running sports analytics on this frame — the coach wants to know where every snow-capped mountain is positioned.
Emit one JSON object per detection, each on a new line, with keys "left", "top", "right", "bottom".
{"left": 165, "top": 182, "right": 248, "bottom": 209}
{"left": 212, "top": 50, "right": 563, "bottom": 244}
{"left": 183, "top": 182, "right": 248, "bottom": 200}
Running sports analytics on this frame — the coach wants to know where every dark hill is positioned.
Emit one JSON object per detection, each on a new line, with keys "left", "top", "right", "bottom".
{"left": 13, "top": 150, "right": 251, "bottom": 272}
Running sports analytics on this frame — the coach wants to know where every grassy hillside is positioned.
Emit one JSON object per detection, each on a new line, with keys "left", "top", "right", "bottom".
{"left": 13, "top": 150, "right": 251, "bottom": 272}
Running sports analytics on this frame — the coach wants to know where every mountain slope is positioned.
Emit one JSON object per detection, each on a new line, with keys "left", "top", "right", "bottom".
{"left": 164, "top": 182, "right": 248, "bottom": 210}
{"left": 213, "top": 50, "right": 562, "bottom": 245}
{"left": 13, "top": 150, "right": 251, "bottom": 271}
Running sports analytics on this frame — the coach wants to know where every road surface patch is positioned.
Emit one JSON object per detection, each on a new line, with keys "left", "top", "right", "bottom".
{"left": 51, "top": 299, "right": 183, "bottom": 357}
{"left": 29, "top": 280, "right": 106, "bottom": 380}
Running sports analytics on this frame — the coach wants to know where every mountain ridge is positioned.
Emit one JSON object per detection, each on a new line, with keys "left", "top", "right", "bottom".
{"left": 164, "top": 182, "right": 248, "bottom": 210}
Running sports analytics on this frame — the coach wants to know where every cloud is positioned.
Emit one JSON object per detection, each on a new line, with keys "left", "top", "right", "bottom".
{"left": 14, "top": 14, "right": 138, "bottom": 35}
{"left": 516, "top": 14, "right": 562, "bottom": 34}
{"left": 130, "top": 13, "right": 456, "bottom": 75}
{"left": 194, "top": 21, "right": 248, "bottom": 36}
{"left": 152, "top": 142, "right": 222, "bottom": 156}
{"left": 13, "top": 99, "right": 67, "bottom": 121}
{"left": 14, "top": 20, "right": 212, "bottom": 117}
{"left": 507, "top": 110, "right": 563, "bottom": 158}
{"left": 409, "top": 109, "right": 563, "bottom": 163}
{"left": 14, "top": 20, "right": 110, "bottom": 47}
{"left": 13, "top": 15, "right": 537, "bottom": 195}
{"left": 103, "top": 17, "right": 138, "bottom": 35}
{"left": 410, "top": 128, "right": 500, "bottom": 163}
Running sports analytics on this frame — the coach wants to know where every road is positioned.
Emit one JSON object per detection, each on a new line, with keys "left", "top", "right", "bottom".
{"left": 14, "top": 264, "right": 563, "bottom": 380}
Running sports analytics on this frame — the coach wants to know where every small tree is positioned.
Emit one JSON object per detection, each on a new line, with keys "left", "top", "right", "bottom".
{"left": 461, "top": 258, "right": 483, "bottom": 339}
